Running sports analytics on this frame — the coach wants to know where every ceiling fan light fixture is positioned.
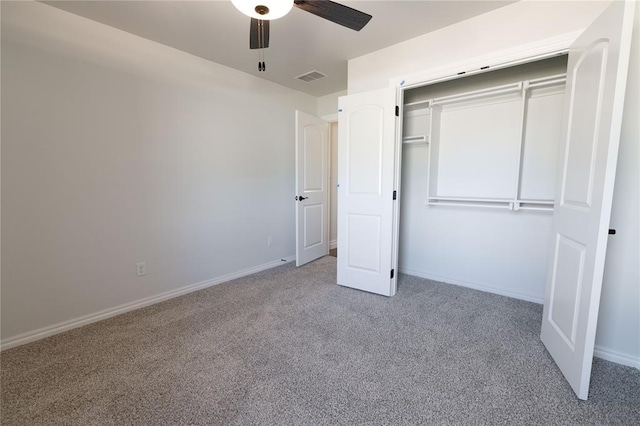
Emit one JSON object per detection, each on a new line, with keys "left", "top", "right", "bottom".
{"left": 231, "top": 0, "right": 293, "bottom": 20}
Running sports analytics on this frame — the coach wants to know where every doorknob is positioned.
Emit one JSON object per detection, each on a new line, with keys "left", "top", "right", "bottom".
{"left": 296, "top": 196, "right": 308, "bottom": 201}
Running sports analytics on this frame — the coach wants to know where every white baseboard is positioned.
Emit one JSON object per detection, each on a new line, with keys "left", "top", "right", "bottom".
{"left": 398, "top": 267, "right": 545, "bottom": 304}
{"left": 6, "top": 258, "right": 637, "bottom": 370}
{"left": 399, "top": 267, "right": 640, "bottom": 369}
{"left": 0, "top": 255, "right": 296, "bottom": 351}
{"left": 594, "top": 345, "right": 640, "bottom": 369}
{"left": 329, "top": 240, "right": 338, "bottom": 250}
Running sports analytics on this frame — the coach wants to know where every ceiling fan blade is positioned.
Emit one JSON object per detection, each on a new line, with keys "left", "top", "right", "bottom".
{"left": 294, "top": 0, "right": 372, "bottom": 31}
{"left": 250, "top": 18, "right": 270, "bottom": 49}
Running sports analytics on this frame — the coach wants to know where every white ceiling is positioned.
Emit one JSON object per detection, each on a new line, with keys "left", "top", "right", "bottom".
{"left": 45, "top": 1, "right": 516, "bottom": 97}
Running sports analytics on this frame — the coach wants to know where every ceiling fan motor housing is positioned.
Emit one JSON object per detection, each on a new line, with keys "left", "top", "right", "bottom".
{"left": 232, "top": 0, "right": 292, "bottom": 20}
{"left": 255, "top": 5, "right": 270, "bottom": 16}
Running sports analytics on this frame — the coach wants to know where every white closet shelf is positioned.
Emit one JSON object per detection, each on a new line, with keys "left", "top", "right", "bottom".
{"left": 402, "top": 135, "right": 429, "bottom": 144}
{"left": 408, "top": 75, "right": 566, "bottom": 110}
{"left": 518, "top": 200, "right": 554, "bottom": 204}
{"left": 422, "top": 73, "right": 566, "bottom": 211}
{"left": 518, "top": 205, "right": 554, "bottom": 211}
{"left": 426, "top": 199, "right": 512, "bottom": 210}
{"left": 431, "top": 82, "right": 522, "bottom": 106}
{"left": 517, "top": 200, "right": 555, "bottom": 212}
{"left": 425, "top": 197, "right": 554, "bottom": 211}
{"left": 527, "top": 74, "right": 567, "bottom": 89}
{"left": 427, "top": 196, "right": 513, "bottom": 203}
{"left": 404, "top": 100, "right": 431, "bottom": 108}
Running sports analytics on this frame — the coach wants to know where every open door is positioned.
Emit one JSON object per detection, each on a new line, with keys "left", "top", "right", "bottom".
{"left": 540, "top": 0, "right": 635, "bottom": 400}
{"left": 336, "top": 88, "right": 398, "bottom": 296}
{"left": 295, "top": 110, "right": 329, "bottom": 267}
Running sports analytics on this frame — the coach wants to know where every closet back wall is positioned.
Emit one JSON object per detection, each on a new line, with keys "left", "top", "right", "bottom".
{"left": 1, "top": 2, "right": 317, "bottom": 343}
{"left": 399, "top": 57, "right": 568, "bottom": 302}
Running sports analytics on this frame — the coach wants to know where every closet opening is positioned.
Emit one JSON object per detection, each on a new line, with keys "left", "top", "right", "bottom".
{"left": 397, "top": 54, "right": 568, "bottom": 302}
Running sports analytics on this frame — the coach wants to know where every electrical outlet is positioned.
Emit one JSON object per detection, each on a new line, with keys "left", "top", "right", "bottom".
{"left": 267, "top": 236, "right": 273, "bottom": 247}
{"left": 136, "top": 262, "right": 146, "bottom": 277}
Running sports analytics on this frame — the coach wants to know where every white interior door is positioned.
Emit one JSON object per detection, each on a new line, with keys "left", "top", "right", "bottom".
{"left": 337, "top": 88, "right": 398, "bottom": 296}
{"left": 295, "top": 110, "right": 329, "bottom": 267}
{"left": 540, "top": 0, "right": 635, "bottom": 400}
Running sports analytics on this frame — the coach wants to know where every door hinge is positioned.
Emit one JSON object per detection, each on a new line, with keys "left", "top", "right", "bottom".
{"left": 393, "top": 190, "right": 397, "bottom": 200}
{"left": 395, "top": 105, "right": 399, "bottom": 117}
{"left": 390, "top": 269, "right": 395, "bottom": 279}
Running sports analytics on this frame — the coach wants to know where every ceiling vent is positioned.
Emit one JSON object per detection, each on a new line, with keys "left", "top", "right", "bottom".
{"left": 296, "top": 70, "right": 327, "bottom": 83}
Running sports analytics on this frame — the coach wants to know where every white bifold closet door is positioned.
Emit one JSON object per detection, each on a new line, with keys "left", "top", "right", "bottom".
{"left": 336, "top": 88, "right": 398, "bottom": 296}
{"left": 540, "top": 0, "right": 635, "bottom": 400}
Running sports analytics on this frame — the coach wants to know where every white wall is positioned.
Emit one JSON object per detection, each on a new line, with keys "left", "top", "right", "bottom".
{"left": 348, "top": 0, "right": 639, "bottom": 367}
{"left": 0, "top": 2, "right": 317, "bottom": 345}
{"left": 348, "top": 1, "right": 609, "bottom": 95}
{"left": 595, "top": 3, "right": 640, "bottom": 367}
{"left": 317, "top": 90, "right": 346, "bottom": 119}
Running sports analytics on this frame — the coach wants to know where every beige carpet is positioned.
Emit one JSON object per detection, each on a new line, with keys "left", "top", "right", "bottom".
{"left": 2, "top": 256, "right": 639, "bottom": 424}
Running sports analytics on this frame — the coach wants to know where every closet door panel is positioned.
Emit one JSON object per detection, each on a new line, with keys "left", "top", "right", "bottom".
{"left": 540, "top": 0, "right": 635, "bottom": 400}
{"left": 337, "top": 88, "right": 398, "bottom": 297}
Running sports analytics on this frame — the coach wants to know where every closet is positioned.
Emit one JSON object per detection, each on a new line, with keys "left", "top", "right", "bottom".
{"left": 398, "top": 56, "right": 568, "bottom": 302}
{"left": 337, "top": 0, "right": 633, "bottom": 400}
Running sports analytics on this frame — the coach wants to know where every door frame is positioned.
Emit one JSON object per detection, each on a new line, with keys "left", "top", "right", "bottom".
{"left": 321, "top": 114, "right": 339, "bottom": 252}
{"left": 391, "top": 31, "right": 580, "bottom": 92}
{"left": 388, "top": 33, "right": 579, "bottom": 284}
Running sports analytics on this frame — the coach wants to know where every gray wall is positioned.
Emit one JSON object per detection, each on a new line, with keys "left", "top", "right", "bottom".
{"left": 1, "top": 2, "right": 316, "bottom": 343}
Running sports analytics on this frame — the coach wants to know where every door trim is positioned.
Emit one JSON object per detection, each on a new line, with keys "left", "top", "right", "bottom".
{"left": 391, "top": 31, "right": 581, "bottom": 92}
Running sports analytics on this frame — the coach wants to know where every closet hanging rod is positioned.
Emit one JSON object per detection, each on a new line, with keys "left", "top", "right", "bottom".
{"left": 427, "top": 197, "right": 555, "bottom": 205}
{"left": 431, "top": 82, "right": 522, "bottom": 106}
{"left": 518, "top": 205, "right": 555, "bottom": 211}
{"left": 426, "top": 201, "right": 512, "bottom": 210}
{"left": 402, "top": 135, "right": 428, "bottom": 144}
{"left": 404, "top": 75, "right": 566, "bottom": 109}
{"left": 404, "top": 99, "right": 431, "bottom": 107}
{"left": 517, "top": 199, "right": 554, "bottom": 205}
{"left": 427, "top": 196, "right": 515, "bottom": 204}
{"left": 527, "top": 73, "right": 567, "bottom": 85}
{"left": 528, "top": 77, "right": 567, "bottom": 89}
{"left": 426, "top": 199, "right": 554, "bottom": 211}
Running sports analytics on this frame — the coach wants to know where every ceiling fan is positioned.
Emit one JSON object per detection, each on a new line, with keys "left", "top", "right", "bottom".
{"left": 231, "top": 0, "right": 373, "bottom": 71}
